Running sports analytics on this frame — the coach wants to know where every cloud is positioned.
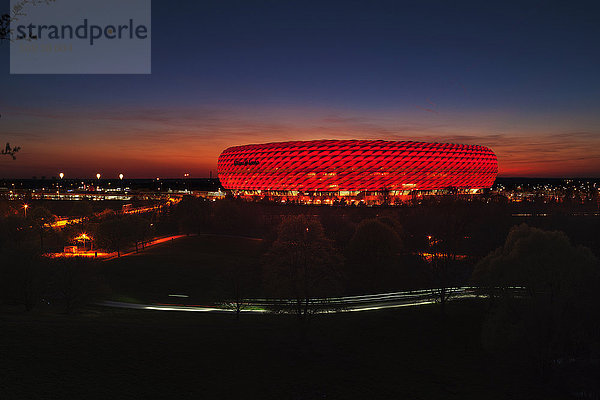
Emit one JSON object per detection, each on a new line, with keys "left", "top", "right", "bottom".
{"left": 414, "top": 104, "right": 439, "bottom": 114}
{"left": 2, "top": 103, "right": 599, "bottom": 177}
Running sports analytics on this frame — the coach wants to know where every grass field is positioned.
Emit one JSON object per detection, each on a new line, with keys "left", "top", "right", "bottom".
{"left": 0, "top": 300, "right": 565, "bottom": 400}
{"left": 1, "top": 235, "right": 576, "bottom": 399}
{"left": 102, "top": 234, "right": 267, "bottom": 304}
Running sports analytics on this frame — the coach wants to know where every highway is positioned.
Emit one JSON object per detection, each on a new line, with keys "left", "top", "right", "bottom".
{"left": 99, "top": 287, "right": 483, "bottom": 314}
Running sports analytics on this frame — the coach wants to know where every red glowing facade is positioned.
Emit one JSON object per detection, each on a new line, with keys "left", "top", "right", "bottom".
{"left": 217, "top": 140, "right": 498, "bottom": 193}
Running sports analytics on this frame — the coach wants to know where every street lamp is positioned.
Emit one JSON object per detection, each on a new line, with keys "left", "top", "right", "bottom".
{"left": 119, "top": 173, "right": 124, "bottom": 180}
{"left": 58, "top": 173, "right": 64, "bottom": 197}
{"left": 183, "top": 173, "right": 190, "bottom": 191}
{"left": 96, "top": 173, "right": 101, "bottom": 180}
{"left": 23, "top": 204, "right": 28, "bottom": 217}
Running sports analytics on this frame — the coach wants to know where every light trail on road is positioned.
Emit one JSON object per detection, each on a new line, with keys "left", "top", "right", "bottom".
{"left": 98, "top": 287, "right": 501, "bottom": 314}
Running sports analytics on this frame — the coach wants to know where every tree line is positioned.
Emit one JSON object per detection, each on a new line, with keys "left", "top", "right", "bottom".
{"left": 0, "top": 203, "right": 155, "bottom": 255}
{"left": 1, "top": 195, "right": 598, "bottom": 380}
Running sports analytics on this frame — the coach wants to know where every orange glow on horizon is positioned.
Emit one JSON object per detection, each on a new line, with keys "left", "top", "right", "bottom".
{"left": 2, "top": 106, "right": 599, "bottom": 178}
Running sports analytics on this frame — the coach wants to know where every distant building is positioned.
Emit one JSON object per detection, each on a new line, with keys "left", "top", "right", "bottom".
{"left": 217, "top": 140, "right": 498, "bottom": 202}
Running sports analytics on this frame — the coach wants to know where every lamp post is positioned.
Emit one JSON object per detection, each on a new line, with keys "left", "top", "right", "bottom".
{"left": 23, "top": 204, "right": 28, "bottom": 217}
{"left": 58, "top": 172, "right": 64, "bottom": 197}
{"left": 118, "top": 173, "right": 124, "bottom": 193}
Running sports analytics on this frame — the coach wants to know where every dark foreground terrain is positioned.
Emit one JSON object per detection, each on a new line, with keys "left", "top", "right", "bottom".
{"left": 0, "top": 301, "right": 568, "bottom": 400}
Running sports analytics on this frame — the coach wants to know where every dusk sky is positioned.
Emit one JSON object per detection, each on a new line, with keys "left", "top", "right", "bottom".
{"left": 1, "top": 0, "right": 599, "bottom": 178}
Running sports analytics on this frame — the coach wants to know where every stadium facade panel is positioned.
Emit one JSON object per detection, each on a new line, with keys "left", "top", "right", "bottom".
{"left": 217, "top": 140, "right": 498, "bottom": 193}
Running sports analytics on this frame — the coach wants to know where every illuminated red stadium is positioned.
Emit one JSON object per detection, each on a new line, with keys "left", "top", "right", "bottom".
{"left": 217, "top": 140, "right": 498, "bottom": 194}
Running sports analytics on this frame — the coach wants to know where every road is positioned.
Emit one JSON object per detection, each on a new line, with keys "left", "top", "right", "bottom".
{"left": 102, "top": 234, "right": 188, "bottom": 261}
{"left": 99, "top": 287, "right": 482, "bottom": 314}
{"left": 47, "top": 200, "right": 177, "bottom": 229}
{"left": 51, "top": 233, "right": 259, "bottom": 259}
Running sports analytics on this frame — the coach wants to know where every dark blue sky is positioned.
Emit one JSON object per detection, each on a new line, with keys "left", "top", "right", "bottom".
{"left": 1, "top": 0, "right": 600, "bottom": 177}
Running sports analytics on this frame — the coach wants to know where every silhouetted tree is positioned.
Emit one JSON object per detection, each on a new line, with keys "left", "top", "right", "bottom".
{"left": 28, "top": 206, "right": 57, "bottom": 252}
{"left": 96, "top": 208, "right": 117, "bottom": 221}
{"left": 212, "top": 198, "right": 259, "bottom": 236}
{"left": 221, "top": 259, "right": 255, "bottom": 319}
{"left": 96, "top": 218, "right": 129, "bottom": 257}
{"left": 320, "top": 211, "right": 356, "bottom": 248}
{"left": 0, "top": 14, "right": 10, "bottom": 42}
{"left": 376, "top": 214, "right": 404, "bottom": 238}
{"left": 1, "top": 0, "right": 57, "bottom": 42}
{"left": 174, "top": 196, "right": 210, "bottom": 235}
{"left": 473, "top": 224, "right": 597, "bottom": 297}
{"left": 473, "top": 224, "right": 600, "bottom": 373}
{"left": 1, "top": 143, "right": 21, "bottom": 159}
{"left": 125, "top": 215, "right": 152, "bottom": 252}
{"left": 380, "top": 187, "right": 392, "bottom": 206}
{"left": 345, "top": 218, "right": 403, "bottom": 292}
{"left": 263, "top": 215, "right": 342, "bottom": 317}
{"left": 427, "top": 201, "right": 471, "bottom": 314}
